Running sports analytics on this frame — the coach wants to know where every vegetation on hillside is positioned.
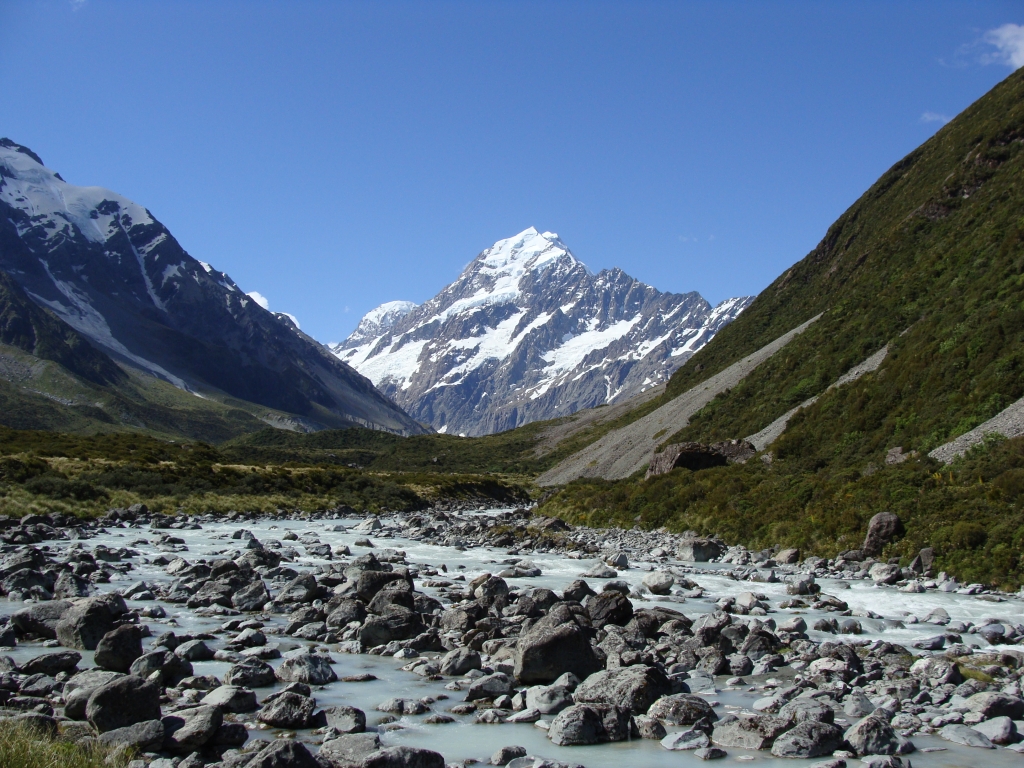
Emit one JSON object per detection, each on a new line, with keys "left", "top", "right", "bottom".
{"left": 0, "top": 721, "right": 129, "bottom": 768}
{"left": 538, "top": 68, "right": 1024, "bottom": 589}
{"left": 0, "top": 427, "right": 530, "bottom": 519}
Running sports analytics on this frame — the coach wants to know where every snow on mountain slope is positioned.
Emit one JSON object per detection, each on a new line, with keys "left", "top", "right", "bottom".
{"left": 0, "top": 138, "right": 425, "bottom": 435}
{"left": 333, "top": 227, "right": 753, "bottom": 436}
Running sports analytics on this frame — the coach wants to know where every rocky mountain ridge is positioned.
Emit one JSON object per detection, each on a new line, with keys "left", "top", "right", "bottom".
{"left": 333, "top": 227, "right": 752, "bottom": 436}
{"left": 0, "top": 139, "right": 424, "bottom": 436}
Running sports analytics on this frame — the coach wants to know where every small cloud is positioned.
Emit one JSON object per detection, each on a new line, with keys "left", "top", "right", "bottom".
{"left": 708, "top": 234, "right": 716, "bottom": 242}
{"left": 344, "top": 306, "right": 351, "bottom": 313}
{"left": 983, "top": 23, "right": 1024, "bottom": 69}
{"left": 70, "top": 0, "right": 87, "bottom": 9}
{"left": 921, "top": 112, "right": 952, "bottom": 125}
{"left": 246, "top": 291, "right": 270, "bottom": 310}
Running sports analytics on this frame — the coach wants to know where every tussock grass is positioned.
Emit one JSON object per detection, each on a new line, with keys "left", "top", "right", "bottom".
{"left": 0, "top": 721, "right": 128, "bottom": 768}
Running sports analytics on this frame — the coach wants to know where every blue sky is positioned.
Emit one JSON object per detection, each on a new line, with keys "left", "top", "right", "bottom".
{"left": 2, "top": 2, "right": 1022, "bottom": 343}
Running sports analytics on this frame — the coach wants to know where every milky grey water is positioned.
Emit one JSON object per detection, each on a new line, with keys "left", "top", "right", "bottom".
{"left": 4, "top": 510, "right": 1023, "bottom": 767}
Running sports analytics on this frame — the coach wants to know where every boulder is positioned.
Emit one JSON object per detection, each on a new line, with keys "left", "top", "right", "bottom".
{"left": 586, "top": 591, "right": 634, "bottom": 628}
{"left": 844, "top": 715, "right": 901, "bottom": 756}
{"left": 225, "top": 658, "right": 277, "bottom": 687}
{"left": 361, "top": 746, "right": 446, "bottom": 768}
{"left": 97, "top": 719, "right": 165, "bottom": 751}
{"left": 467, "top": 672, "right": 515, "bottom": 701}
{"left": 62, "top": 669, "right": 123, "bottom": 720}
{"left": 11, "top": 600, "right": 72, "bottom": 639}
{"left": 547, "top": 703, "right": 635, "bottom": 746}
{"left": 440, "top": 647, "right": 481, "bottom": 676}
{"left": 94, "top": 625, "right": 143, "bottom": 673}
{"left": 778, "top": 698, "right": 834, "bottom": 724}
{"left": 861, "top": 511, "right": 904, "bottom": 557}
{"left": 129, "top": 650, "right": 194, "bottom": 687}
{"left": 231, "top": 579, "right": 271, "bottom": 611}
{"left": 965, "top": 691, "right": 1024, "bottom": 720}
{"left": 278, "top": 573, "right": 319, "bottom": 603}
{"left": 712, "top": 715, "right": 789, "bottom": 749}
{"left": 513, "top": 621, "right": 602, "bottom": 684}
{"left": 868, "top": 563, "right": 901, "bottom": 585}
{"left": 201, "top": 685, "right": 258, "bottom": 713}
{"left": 246, "top": 739, "right": 321, "bottom": 768}
{"left": 162, "top": 705, "right": 223, "bottom": 753}
{"left": 677, "top": 537, "right": 726, "bottom": 562}
{"left": 647, "top": 694, "right": 718, "bottom": 725}
{"left": 525, "top": 684, "right": 573, "bottom": 715}
{"left": 19, "top": 650, "right": 81, "bottom": 677}
{"left": 55, "top": 594, "right": 127, "bottom": 650}
{"left": 53, "top": 570, "right": 92, "bottom": 598}
{"left": 175, "top": 639, "right": 215, "bottom": 661}
{"left": 939, "top": 723, "right": 995, "bottom": 749}
{"left": 971, "top": 715, "right": 1016, "bottom": 745}
{"left": 276, "top": 650, "right": 338, "bottom": 685}
{"left": 776, "top": 548, "right": 800, "bottom": 565}
{"left": 642, "top": 571, "right": 674, "bottom": 595}
{"left": 771, "top": 721, "right": 845, "bottom": 757}
{"left": 661, "top": 729, "right": 711, "bottom": 750}
{"left": 86, "top": 675, "right": 162, "bottom": 732}
{"left": 491, "top": 746, "right": 527, "bottom": 766}
{"left": 326, "top": 599, "right": 368, "bottom": 628}
{"left": 320, "top": 733, "right": 382, "bottom": 768}
{"left": 257, "top": 691, "right": 318, "bottom": 728}
{"left": 323, "top": 705, "right": 366, "bottom": 734}
{"left": 574, "top": 665, "right": 672, "bottom": 715}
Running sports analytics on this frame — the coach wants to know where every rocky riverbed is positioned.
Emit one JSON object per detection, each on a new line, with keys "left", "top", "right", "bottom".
{"left": 0, "top": 505, "right": 1023, "bottom": 768}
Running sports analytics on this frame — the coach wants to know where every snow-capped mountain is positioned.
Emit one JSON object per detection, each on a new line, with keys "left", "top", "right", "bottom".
{"left": 0, "top": 138, "right": 424, "bottom": 435}
{"left": 332, "top": 227, "right": 753, "bottom": 436}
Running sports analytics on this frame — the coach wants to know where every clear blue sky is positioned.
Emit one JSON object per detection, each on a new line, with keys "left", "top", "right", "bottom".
{"left": 2, "top": 2, "right": 1022, "bottom": 343}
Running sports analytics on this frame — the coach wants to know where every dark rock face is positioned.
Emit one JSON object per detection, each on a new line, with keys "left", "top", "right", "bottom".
{"left": 257, "top": 692, "right": 318, "bottom": 728}
{"left": 333, "top": 227, "right": 751, "bottom": 436}
{"left": 245, "top": 738, "right": 322, "bottom": 768}
{"left": 646, "top": 440, "right": 757, "bottom": 478}
{"left": 96, "top": 719, "right": 166, "bottom": 751}
{"left": 843, "top": 715, "right": 901, "bottom": 756}
{"left": 574, "top": 666, "right": 672, "bottom": 715}
{"left": 94, "top": 625, "right": 143, "bottom": 673}
{"left": 712, "top": 715, "right": 790, "bottom": 750}
{"left": 771, "top": 721, "right": 845, "bottom": 758}
{"left": 587, "top": 591, "right": 634, "bottom": 628}
{"left": 361, "top": 746, "right": 447, "bottom": 768}
{"left": 19, "top": 650, "right": 81, "bottom": 677}
{"left": 647, "top": 694, "right": 718, "bottom": 725}
{"left": 861, "top": 512, "right": 905, "bottom": 557}
{"left": 514, "top": 617, "right": 602, "bottom": 685}
{"left": 547, "top": 703, "right": 635, "bottom": 746}
{"left": 85, "top": 675, "right": 162, "bottom": 732}
{"left": 0, "top": 140, "right": 425, "bottom": 436}
{"left": 11, "top": 600, "right": 71, "bottom": 639}
{"left": 275, "top": 651, "right": 338, "bottom": 685}
{"left": 232, "top": 579, "right": 271, "bottom": 611}
{"left": 225, "top": 658, "right": 276, "bottom": 688}
{"left": 54, "top": 594, "right": 127, "bottom": 650}
{"left": 323, "top": 705, "right": 367, "bottom": 734}
{"left": 129, "top": 650, "right": 193, "bottom": 687}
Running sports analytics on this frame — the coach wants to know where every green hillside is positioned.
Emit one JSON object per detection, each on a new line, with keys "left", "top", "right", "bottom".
{"left": 538, "top": 68, "right": 1024, "bottom": 588}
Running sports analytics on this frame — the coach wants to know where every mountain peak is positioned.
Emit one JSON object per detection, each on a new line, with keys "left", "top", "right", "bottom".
{"left": 472, "top": 227, "right": 585, "bottom": 278}
{"left": 0, "top": 138, "right": 44, "bottom": 167}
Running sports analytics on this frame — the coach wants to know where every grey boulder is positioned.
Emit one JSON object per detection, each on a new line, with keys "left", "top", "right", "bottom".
{"left": 86, "top": 675, "right": 162, "bottom": 732}
{"left": 771, "top": 721, "right": 845, "bottom": 758}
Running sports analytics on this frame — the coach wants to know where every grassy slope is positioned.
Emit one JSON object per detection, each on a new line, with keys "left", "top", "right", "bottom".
{"left": 538, "top": 69, "right": 1024, "bottom": 588}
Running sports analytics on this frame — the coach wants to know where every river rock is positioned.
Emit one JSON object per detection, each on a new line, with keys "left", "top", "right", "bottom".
{"left": 97, "top": 718, "right": 165, "bottom": 751}
{"left": 362, "top": 746, "right": 447, "bottom": 768}
{"left": 868, "top": 563, "right": 901, "bottom": 585}
{"left": 965, "top": 691, "right": 1024, "bottom": 719}
{"left": 63, "top": 669, "right": 124, "bottom": 719}
{"left": 19, "top": 650, "right": 81, "bottom": 677}
{"left": 661, "top": 729, "right": 711, "bottom": 750}
{"left": 939, "top": 723, "right": 995, "bottom": 748}
{"left": 231, "top": 579, "right": 271, "bottom": 611}
{"left": 547, "top": 703, "right": 635, "bottom": 746}
{"left": 586, "top": 591, "right": 634, "bottom": 628}
{"left": 844, "top": 715, "right": 901, "bottom": 756}
{"left": 225, "top": 658, "right": 276, "bottom": 687}
{"left": 491, "top": 746, "right": 528, "bottom": 766}
{"left": 778, "top": 697, "right": 834, "bottom": 724}
{"left": 771, "top": 721, "right": 845, "bottom": 757}
{"left": 525, "top": 684, "right": 573, "bottom": 715}
{"left": 972, "top": 715, "right": 1016, "bottom": 744}
{"left": 278, "top": 572, "right": 319, "bottom": 603}
{"left": 11, "top": 600, "right": 72, "bottom": 639}
{"left": 440, "top": 647, "right": 481, "bottom": 676}
{"left": 647, "top": 693, "right": 718, "bottom": 725}
{"left": 468, "top": 672, "right": 515, "bottom": 701}
{"left": 642, "top": 571, "right": 674, "bottom": 594}
{"left": 86, "top": 675, "right": 162, "bottom": 732}
{"left": 513, "top": 617, "right": 602, "bottom": 684}
{"left": 276, "top": 650, "right": 338, "bottom": 685}
{"left": 94, "top": 625, "right": 143, "bottom": 673}
{"left": 129, "top": 649, "right": 194, "bottom": 687}
{"left": 575, "top": 665, "right": 672, "bottom": 715}
{"left": 861, "top": 512, "right": 904, "bottom": 557}
{"left": 323, "top": 705, "right": 366, "bottom": 733}
{"left": 246, "top": 739, "right": 322, "bottom": 768}
{"left": 321, "top": 732, "right": 382, "bottom": 768}
{"left": 201, "top": 684, "right": 258, "bottom": 713}
{"left": 55, "top": 594, "right": 127, "bottom": 650}
{"left": 677, "top": 537, "right": 725, "bottom": 562}
{"left": 162, "top": 705, "right": 223, "bottom": 753}
{"left": 257, "top": 691, "right": 318, "bottom": 728}
{"left": 712, "top": 715, "right": 789, "bottom": 749}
